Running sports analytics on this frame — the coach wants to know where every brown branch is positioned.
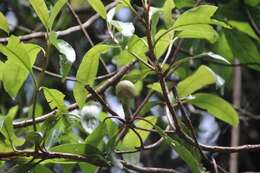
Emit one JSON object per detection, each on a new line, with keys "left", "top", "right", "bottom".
{"left": 67, "top": 2, "right": 110, "bottom": 74}
{"left": 121, "top": 160, "right": 180, "bottom": 173}
{"left": 0, "top": 2, "right": 117, "bottom": 43}
{"left": 13, "top": 61, "right": 136, "bottom": 128}
{"left": 0, "top": 151, "right": 109, "bottom": 167}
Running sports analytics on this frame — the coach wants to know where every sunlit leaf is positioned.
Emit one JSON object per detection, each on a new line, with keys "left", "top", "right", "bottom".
{"left": 29, "top": 0, "right": 49, "bottom": 30}
{"left": 177, "top": 65, "right": 224, "bottom": 97}
{"left": 88, "top": 0, "right": 107, "bottom": 19}
{"left": 74, "top": 44, "right": 111, "bottom": 108}
{"left": 0, "top": 12, "right": 9, "bottom": 34}
{"left": 42, "top": 87, "right": 67, "bottom": 112}
{"left": 49, "top": 0, "right": 67, "bottom": 29}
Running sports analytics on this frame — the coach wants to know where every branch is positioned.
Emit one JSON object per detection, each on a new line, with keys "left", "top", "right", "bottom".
{"left": 0, "top": 2, "right": 117, "bottom": 43}
{"left": 13, "top": 61, "right": 136, "bottom": 128}
{"left": 0, "top": 151, "right": 109, "bottom": 167}
{"left": 121, "top": 160, "right": 180, "bottom": 173}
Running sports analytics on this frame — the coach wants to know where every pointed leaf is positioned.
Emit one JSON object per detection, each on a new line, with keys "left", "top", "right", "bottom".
{"left": 177, "top": 65, "right": 224, "bottom": 97}
{"left": 49, "top": 0, "right": 67, "bottom": 29}
{"left": 88, "top": 0, "right": 107, "bottom": 19}
{"left": 74, "top": 44, "right": 111, "bottom": 108}
{"left": 188, "top": 93, "right": 239, "bottom": 126}
{"left": 29, "top": 0, "right": 49, "bottom": 30}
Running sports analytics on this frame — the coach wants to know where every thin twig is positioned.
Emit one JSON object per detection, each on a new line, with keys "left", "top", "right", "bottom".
{"left": 0, "top": 2, "right": 117, "bottom": 43}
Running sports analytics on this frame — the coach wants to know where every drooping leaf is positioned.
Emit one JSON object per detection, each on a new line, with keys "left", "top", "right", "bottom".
{"left": 73, "top": 44, "right": 111, "bottom": 108}
{"left": 88, "top": 0, "right": 107, "bottom": 19}
{"left": 0, "top": 61, "right": 3, "bottom": 81}
{"left": 42, "top": 87, "right": 67, "bottom": 112}
{"left": 177, "top": 65, "right": 224, "bottom": 97}
{"left": 29, "top": 0, "right": 50, "bottom": 30}
{"left": 0, "top": 12, "right": 9, "bottom": 34}
{"left": 119, "top": 116, "right": 157, "bottom": 149}
{"left": 188, "top": 93, "right": 239, "bottom": 126}
{"left": 49, "top": 0, "right": 67, "bottom": 29}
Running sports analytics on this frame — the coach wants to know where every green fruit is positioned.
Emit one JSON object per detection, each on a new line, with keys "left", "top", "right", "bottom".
{"left": 116, "top": 80, "right": 136, "bottom": 104}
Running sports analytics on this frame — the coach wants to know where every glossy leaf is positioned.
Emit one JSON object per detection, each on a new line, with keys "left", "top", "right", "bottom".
{"left": 147, "top": 82, "right": 162, "bottom": 94}
{"left": 49, "top": 0, "right": 67, "bottom": 29}
{"left": 177, "top": 65, "right": 224, "bottom": 97}
{"left": 42, "top": 87, "right": 67, "bottom": 112}
{"left": 0, "top": 12, "right": 9, "bottom": 34}
{"left": 0, "top": 61, "right": 4, "bottom": 81}
{"left": 188, "top": 93, "right": 239, "bottom": 126}
{"left": 88, "top": 0, "right": 107, "bottom": 19}
{"left": 79, "top": 162, "right": 96, "bottom": 173}
{"left": 29, "top": 0, "right": 49, "bottom": 30}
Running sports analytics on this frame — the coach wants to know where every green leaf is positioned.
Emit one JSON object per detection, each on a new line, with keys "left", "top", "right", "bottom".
{"left": 162, "top": 0, "right": 175, "bottom": 28}
{"left": 110, "top": 20, "right": 135, "bottom": 37}
{"left": 228, "top": 20, "right": 259, "bottom": 42}
{"left": 147, "top": 82, "right": 162, "bottom": 94}
{"left": 173, "top": 5, "right": 218, "bottom": 28}
{"left": 42, "top": 87, "right": 67, "bottom": 112}
{"left": 74, "top": 44, "right": 111, "bottom": 108}
{"left": 225, "top": 30, "right": 260, "bottom": 71}
{"left": 32, "top": 165, "right": 53, "bottom": 173}
{"left": 50, "top": 143, "right": 104, "bottom": 157}
{"left": 175, "top": 24, "right": 218, "bottom": 43}
{"left": 154, "top": 124, "right": 204, "bottom": 173}
{"left": 119, "top": 116, "right": 157, "bottom": 149}
{"left": 177, "top": 65, "right": 224, "bottom": 97}
{"left": 88, "top": 0, "right": 107, "bottom": 19}
{"left": 1, "top": 106, "right": 25, "bottom": 147}
{"left": 79, "top": 162, "right": 96, "bottom": 173}
{"left": 1, "top": 42, "right": 41, "bottom": 97}
{"left": 174, "top": 0, "right": 194, "bottom": 8}
{"left": 85, "top": 122, "right": 106, "bottom": 146}
{"left": 0, "top": 61, "right": 4, "bottom": 81}
{"left": 0, "top": 12, "right": 9, "bottom": 34}
{"left": 188, "top": 93, "right": 239, "bottom": 126}
{"left": 29, "top": 0, "right": 50, "bottom": 30}
{"left": 48, "top": 0, "right": 67, "bottom": 30}
{"left": 245, "top": 0, "right": 260, "bottom": 6}
{"left": 154, "top": 29, "right": 174, "bottom": 58}
{"left": 0, "top": 36, "right": 33, "bottom": 73}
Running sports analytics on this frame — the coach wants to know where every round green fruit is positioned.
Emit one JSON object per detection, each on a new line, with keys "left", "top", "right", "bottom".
{"left": 116, "top": 80, "right": 136, "bottom": 104}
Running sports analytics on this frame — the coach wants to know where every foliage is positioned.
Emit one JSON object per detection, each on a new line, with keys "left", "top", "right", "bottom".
{"left": 0, "top": 0, "right": 259, "bottom": 172}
